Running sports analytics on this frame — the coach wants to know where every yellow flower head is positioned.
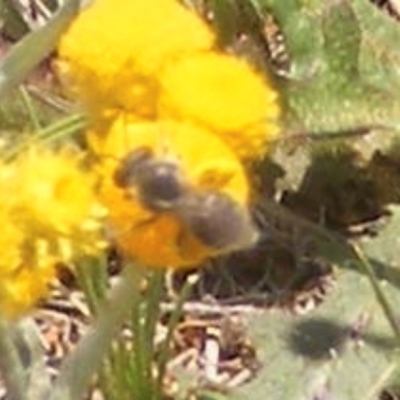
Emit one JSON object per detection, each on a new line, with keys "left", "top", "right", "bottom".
{"left": 11, "top": 146, "right": 106, "bottom": 248}
{"left": 0, "top": 146, "right": 107, "bottom": 319}
{"left": 57, "top": 0, "right": 214, "bottom": 117}
{"left": 0, "top": 248, "right": 57, "bottom": 320}
{"left": 90, "top": 117, "right": 251, "bottom": 268}
{"left": 158, "top": 52, "right": 280, "bottom": 159}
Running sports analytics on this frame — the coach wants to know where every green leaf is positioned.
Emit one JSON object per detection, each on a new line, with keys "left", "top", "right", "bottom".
{"left": 207, "top": 0, "right": 240, "bottom": 47}
{"left": 50, "top": 266, "right": 143, "bottom": 400}
{"left": 0, "top": 0, "right": 30, "bottom": 41}
{"left": 198, "top": 390, "right": 229, "bottom": 400}
{"left": 255, "top": 0, "right": 322, "bottom": 80}
{"left": 15, "top": 319, "right": 52, "bottom": 399}
{"left": 358, "top": 206, "right": 400, "bottom": 271}
{"left": 0, "top": 0, "right": 80, "bottom": 99}
{"left": 231, "top": 269, "right": 400, "bottom": 400}
{"left": 353, "top": 0, "right": 400, "bottom": 93}
{"left": 322, "top": 1, "right": 360, "bottom": 79}
{"left": 252, "top": 0, "right": 400, "bottom": 134}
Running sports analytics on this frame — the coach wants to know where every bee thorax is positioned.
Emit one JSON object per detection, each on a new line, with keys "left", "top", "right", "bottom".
{"left": 113, "top": 147, "right": 187, "bottom": 211}
{"left": 136, "top": 162, "right": 185, "bottom": 210}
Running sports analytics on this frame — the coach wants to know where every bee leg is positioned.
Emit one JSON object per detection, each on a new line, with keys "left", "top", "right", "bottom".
{"left": 123, "top": 190, "right": 138, "bottom": 202}
{"left": 175, "top": 227, "right": 192, "bottom": 259}
{"left": 174, "top": 226, "right": 209, "bottom": 261}
{"left": 106, "top": 214, "right": 158, "bottom": 240}
{"left": 132, "top": 215, "right": 158, "bottom": 230}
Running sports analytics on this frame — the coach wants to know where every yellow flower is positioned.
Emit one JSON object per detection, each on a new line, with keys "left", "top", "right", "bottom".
{"left": 0, "top": 202, "right": 58, "bottom": 319}
{"left": 158, "top": 52, "right": 280, "bottom": 159}
{"left": 57, "top": 0, "right": 214, "bottom": 117}
{"left": 90, "top": 117, "right": 250, "bottom": 268}
{"left": 11, "top": 146, "right": 106, "bottom": 251}
{"left": 0, "top": 249, "right": 57, "bottom": 320}
{"left": 0, "top": 146, "right": 107, "bottom": 319}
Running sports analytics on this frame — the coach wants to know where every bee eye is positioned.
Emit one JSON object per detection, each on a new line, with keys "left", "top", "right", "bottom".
{"left": 113, "top": 147, "right": 153, "bottom": 188}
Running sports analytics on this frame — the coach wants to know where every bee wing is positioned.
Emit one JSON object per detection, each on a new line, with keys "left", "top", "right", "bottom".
{"left": 175, "top": 191, "right": 259, "bottom": 252}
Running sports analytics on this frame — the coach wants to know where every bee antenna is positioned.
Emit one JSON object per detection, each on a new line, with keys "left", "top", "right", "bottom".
{"left": 88, "top": 152, "right": 120, "bottom": 163}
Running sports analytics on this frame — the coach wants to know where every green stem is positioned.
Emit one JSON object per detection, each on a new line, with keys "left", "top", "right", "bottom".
{"left": 49, "top": 265, "right": 143, "bottom": 400}
{"left": 0, "top": 0, "right": 80, "bottom": 98}
{"left": 18, "top": 86, "right": 41, "bottom": 131}
{"left": 3, "top": 113, "right": 86, "bottom": 161}
{"left": 0, "top": 317, "right": 27, "bottom": 400}
{"left": 353, "top": 244, "right": 400, "bottom": 345}
{"left": 75, "top": 256, "right": 108, "bottom": 315}
{"left": 38, "top": 113, "right": 86, "bottom": 144}
{"left": 129, "top": 297, "right": 144, "bottom": 397}
{"left": 129, "top": 269, "right": 164, "bottom": 400}
{"left": 155, "top": 273, "right": 198, "bottom": 399}
{"left": 15, "top": 319, "right": 52, "bottom": 400}
{"left": 142, "top": 270, "right": 165, "bottom": 400}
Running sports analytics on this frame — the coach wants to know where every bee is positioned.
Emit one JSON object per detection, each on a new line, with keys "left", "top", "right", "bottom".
{"left": 113, "top": 147, "right": 259, "bottom": 253}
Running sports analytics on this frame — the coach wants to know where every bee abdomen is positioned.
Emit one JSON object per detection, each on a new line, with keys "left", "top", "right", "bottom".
{"left": 176, "top": 192, "right": 259, "bottom": 252}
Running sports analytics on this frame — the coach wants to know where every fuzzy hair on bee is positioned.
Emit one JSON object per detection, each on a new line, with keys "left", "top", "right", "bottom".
{"left": 174, "top": 191, "right": 259, "bottom": 252}
{"left": 113, "top": 146, "right": 186, "bottom": 211}
{"left": 112, "top": 146, "right": 259, "bottom": 253}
